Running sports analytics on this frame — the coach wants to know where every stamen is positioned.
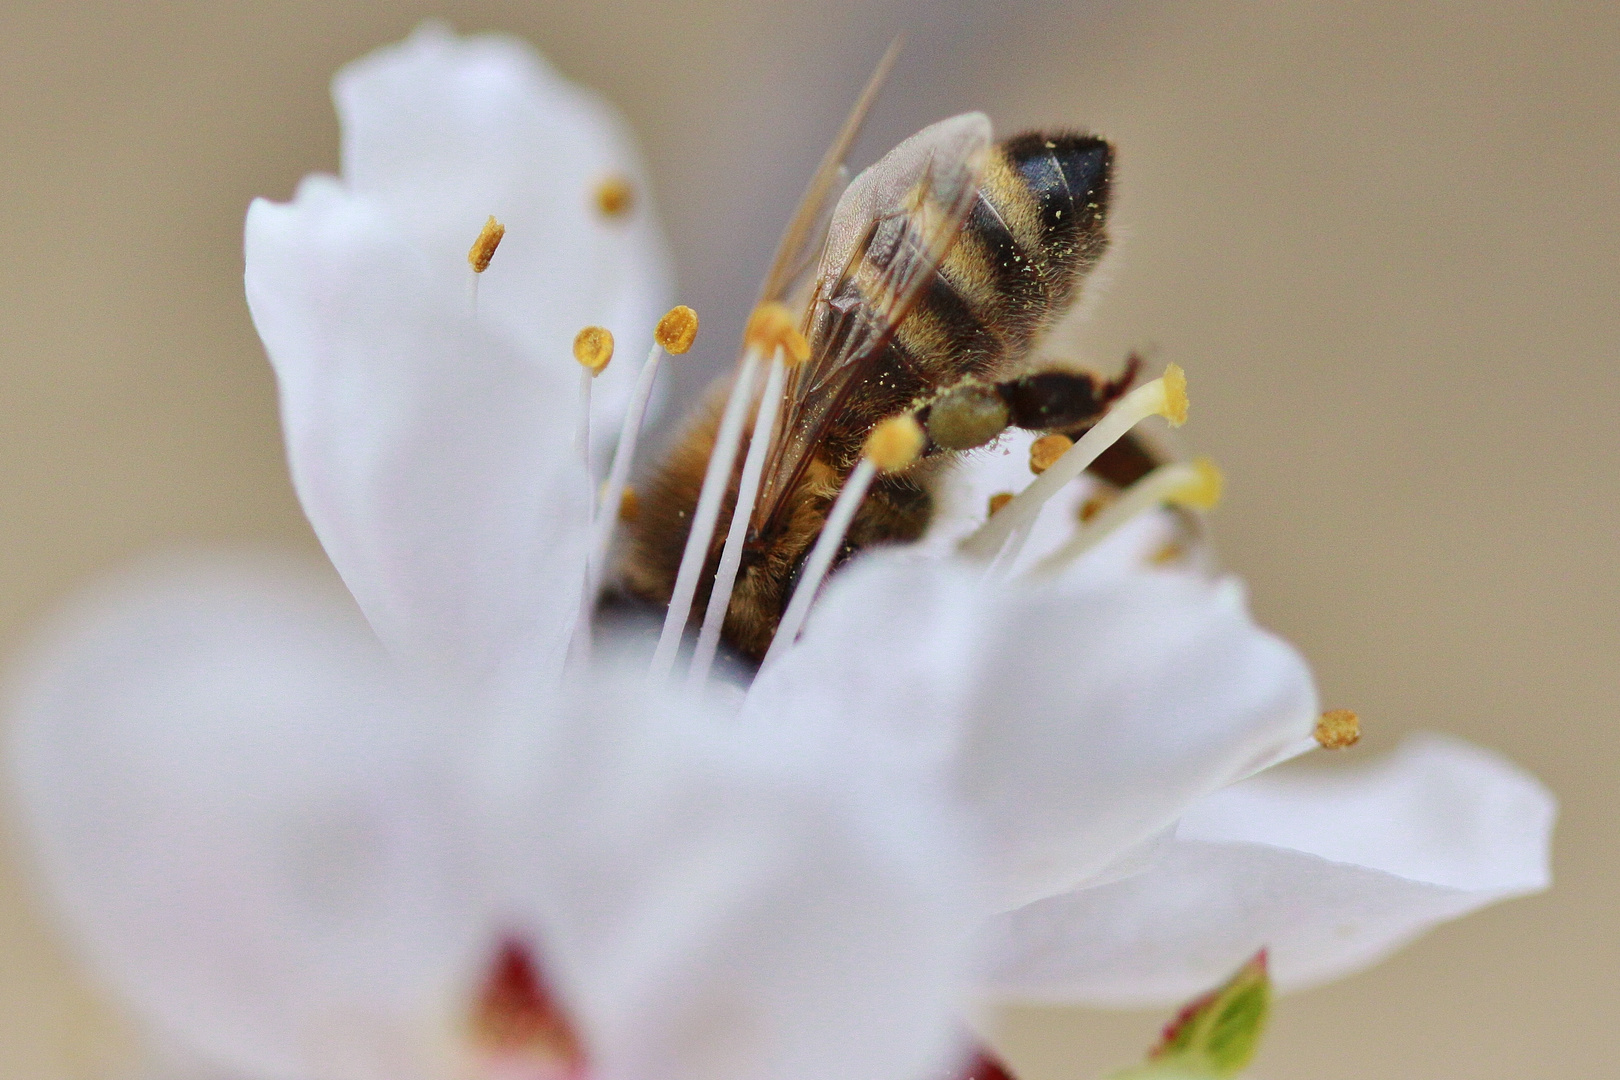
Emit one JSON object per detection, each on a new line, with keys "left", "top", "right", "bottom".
{"left": 572, "top": 326, "right": 614, "bottom": 503}
{"left": 1315, "top": 709, "right": 1361, "bottom": 749}
{"left": 467, "top": 215, "right": 505, "bottom": 312}
{"left": 594, "top": 175, "right": 635, "bottom": 219}
{"left": 655, "top": 304, "right": 700, "bottom": 355}
{"left": 617, "top": 486, "right": 639, "bottom": 523}
{"left": 762, "top": 415, "right": 923, "bottom": 668}
{"left": 572, "top": 326, "right": 615, "bottom": 376}
{"left": 1149, "top": 541, "right": 1187, "bottom": 566}
{"left": 1027, "top": 458, "right": 1222, "bottom": 579}
{"left": 1028, "top": 433, "right": 1073, "bottom": 475}
{"left": 467, "top": 215, "right": 506, "bottom": 273}
{"left": 689, "top": 342, "right": 802, "bottom": 685}
{"left": 988, "top": 491, "right": 1014, "bottom": 516}
{"left": 1078, "top": 492, "right": 1113, "bottom": 522}
{"left": 569, "top": 327, "right": 615, "bottom": 665}
{"left": 650, "top": 315, "right": 787, "bottom": 679}
{"left": 744, "top": 300, "right": 812, "bottom": 364}
{"left": 591, "top": 306, "right": 698, "bottom": 598}
{"left": 959, "top": 365, "right": 1188, "bottom": 564}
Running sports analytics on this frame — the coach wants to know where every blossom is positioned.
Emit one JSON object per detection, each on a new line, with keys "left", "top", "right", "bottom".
{"left": 6, "top": 21, "right": 1554, "bottom": 1080}
{"left": 12, "top": 557, "right": 974, "bottom": 1080}
{"left": 745, "top": 434, "right": 1553, "bottom": 998}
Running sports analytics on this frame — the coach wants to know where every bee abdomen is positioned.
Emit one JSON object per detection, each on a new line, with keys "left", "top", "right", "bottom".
{"left": 901, "top": 132, "right": 1113, "bottom": 387}
{"left": 998, "top": 132, "right": 1111, "bottom": 313}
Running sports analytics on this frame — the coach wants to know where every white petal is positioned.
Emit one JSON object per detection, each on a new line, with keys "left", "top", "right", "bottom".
{"left": 980, "top": 735, "right": 1555, "bottom": 1004}
{"left": 957, "top": 566, "right": 1317, "bottom": 909}
{"left": 334, "top": 22, "right": 673, "bottom": 459}
{"left": 246, "top": 180, "right": 589, "bottom": 698}
{"left": 8, "top": 557, "right": 480, "bottom": 1080}
{"left": 751, "top": 552, "right": 1318, "bottom": 912}
{"left": 474, "top": 661, "right": 974, "bottom": 1080}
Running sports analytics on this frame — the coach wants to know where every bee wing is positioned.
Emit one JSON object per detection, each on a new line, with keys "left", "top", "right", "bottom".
{"left": 754, "top": 39, "right": 900, "bottom": 313}
{"left": 755, "top": 112, "right": 995, "bottom": 525}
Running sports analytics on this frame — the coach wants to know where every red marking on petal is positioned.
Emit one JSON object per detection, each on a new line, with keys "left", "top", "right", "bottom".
{"left": 472, "top": 937, "right": 586, "bottom": 1071}
{"left": 957, "top": 1046, "right": 1018, "bottom": 1080}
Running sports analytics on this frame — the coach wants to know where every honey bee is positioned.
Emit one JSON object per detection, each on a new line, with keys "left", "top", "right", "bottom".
{"left": 622, "top": 61, "right": 1154, "bottom": 662}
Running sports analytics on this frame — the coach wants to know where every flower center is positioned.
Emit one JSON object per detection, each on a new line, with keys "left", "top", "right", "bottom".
{"left": 469, "top": 939, "right": 585, "bottom": 1080}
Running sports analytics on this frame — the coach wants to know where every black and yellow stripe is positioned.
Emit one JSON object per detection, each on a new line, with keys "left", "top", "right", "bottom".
{"left": 817, "top": 131, "right": 1113, "bottom": 472}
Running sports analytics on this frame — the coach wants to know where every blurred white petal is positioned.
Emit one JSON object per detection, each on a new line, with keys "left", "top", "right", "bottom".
{"left": 246, "top": 179, "right": 589, "bottom": 700}
{"left": 748, "top": 550, "right": 1318, "bottom": 911}
{"left": 247, "top": 22, "right": 677, "bottom": 699}
{"left": 10, "top": 559, "right": 976, "bottom": 1080}
{"left": 335, "top": 21, "right": 674, "bottom": 459}
{"left": 8, "top": 557, "right": 480, "bottom": 1080}
{"left": 980, "top": 734, "right": 1555, "bottom": 1004}
{"left": 475, "top": 663, "right": 974, "bottom": 1080}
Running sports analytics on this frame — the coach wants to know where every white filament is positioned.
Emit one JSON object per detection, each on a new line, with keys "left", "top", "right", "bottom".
{"left": 650, "top": 348, "right": 765, "bottom": 678}
{"left": 959, "top": 376, "right": 1174, "bottom": 563}
{"left": 1025, "top": 461, "right": 1206, "bottom": 580}
{"left": 688, "top": 347, "right": 787, "bottom": 685}
{"left": 760, "top": 456, "right": 878, "bottom": 671}
{"left": 590, "top": 341, "right": 667, "bottom": 598}
{"left": 571, "top": 365, "right": 596, "bottom": 664}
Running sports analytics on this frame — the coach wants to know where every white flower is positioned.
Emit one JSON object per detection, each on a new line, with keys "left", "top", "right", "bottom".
{"left": 747, "top": 435, "right": 1553, "bottom": 998}
{"left": 244, "top": 22, "right": 668, "bottom": 705}
{"left": 12, "top": 557, "right": 973, "bottom": 1080}
{"left": 6, "top": 20, "right": 1554, "bottom": 1080}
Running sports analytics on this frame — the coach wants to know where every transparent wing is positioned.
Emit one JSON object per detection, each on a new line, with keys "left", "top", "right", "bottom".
{"left": 754, "top": 112, "right": 995, "bottom": 526}
{"left": 753, "top": 39, "right": 900, "bottom": 315}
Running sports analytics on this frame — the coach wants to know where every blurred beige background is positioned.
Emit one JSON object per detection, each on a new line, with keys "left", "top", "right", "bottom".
{"left": 1, "top": 1, "right": 1615, "bottom": 1077}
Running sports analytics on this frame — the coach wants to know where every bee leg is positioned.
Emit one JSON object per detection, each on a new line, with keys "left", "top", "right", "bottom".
{"left": 848, "top": 472, "right": 935, "bottom": 550}
{"left": 997, "top": 351, "right": 1144, "bottom": 431}
{"left": 997, "top": 353, "right": 1159, "bottom": 486}
{"left": 1078, "top": 429, "right": 1161, "bottom": 488}
{"left": 915, "top": 355, "right": 1151, "bottom": 472}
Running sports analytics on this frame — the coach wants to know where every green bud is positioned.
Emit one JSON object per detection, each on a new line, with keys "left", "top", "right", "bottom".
{"left": 1110, "top": 951, "right": 1272, "bottom": 1080}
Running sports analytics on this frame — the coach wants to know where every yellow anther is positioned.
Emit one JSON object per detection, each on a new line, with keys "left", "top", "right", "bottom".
{"left": 988, "top": 491, "right": 1014, "bottom": 516}
{"left": 1168, "top": 458, "right": 1223, "bottom": 511}
{"left": 864, "top": 415, "right": 925, "bottom": 473}
{"left": 1078, "top": 492, "right": 1114, "bottom": 522}
{"left": 1029, "top": 433, "right": 1074, "bottom": 475}
{"left": 655, "top": 305, "right": 700, "bottom": 355}
{"left": 1160, "top": 363, "right": 1189, "bottom": 427}
{"left": 618, "top": 486, "right": 640, "bottom": 523}
{"left": 744, "top": 301, "right": 811, "bottom": 365}
{"left": 1149, "top": 541, "right": 1186, "bottom": 566}
{"left": 1315, "top": 709, "right": 1361, "bottom": 749}
{"left": 572, "top": 326, "right": 614, "bottom": 375}
{"left": 594, "top": 175, "right": 634, "bottom": 218}
{"left": 467, "top": 216, "right": 505, "bottom": 273}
